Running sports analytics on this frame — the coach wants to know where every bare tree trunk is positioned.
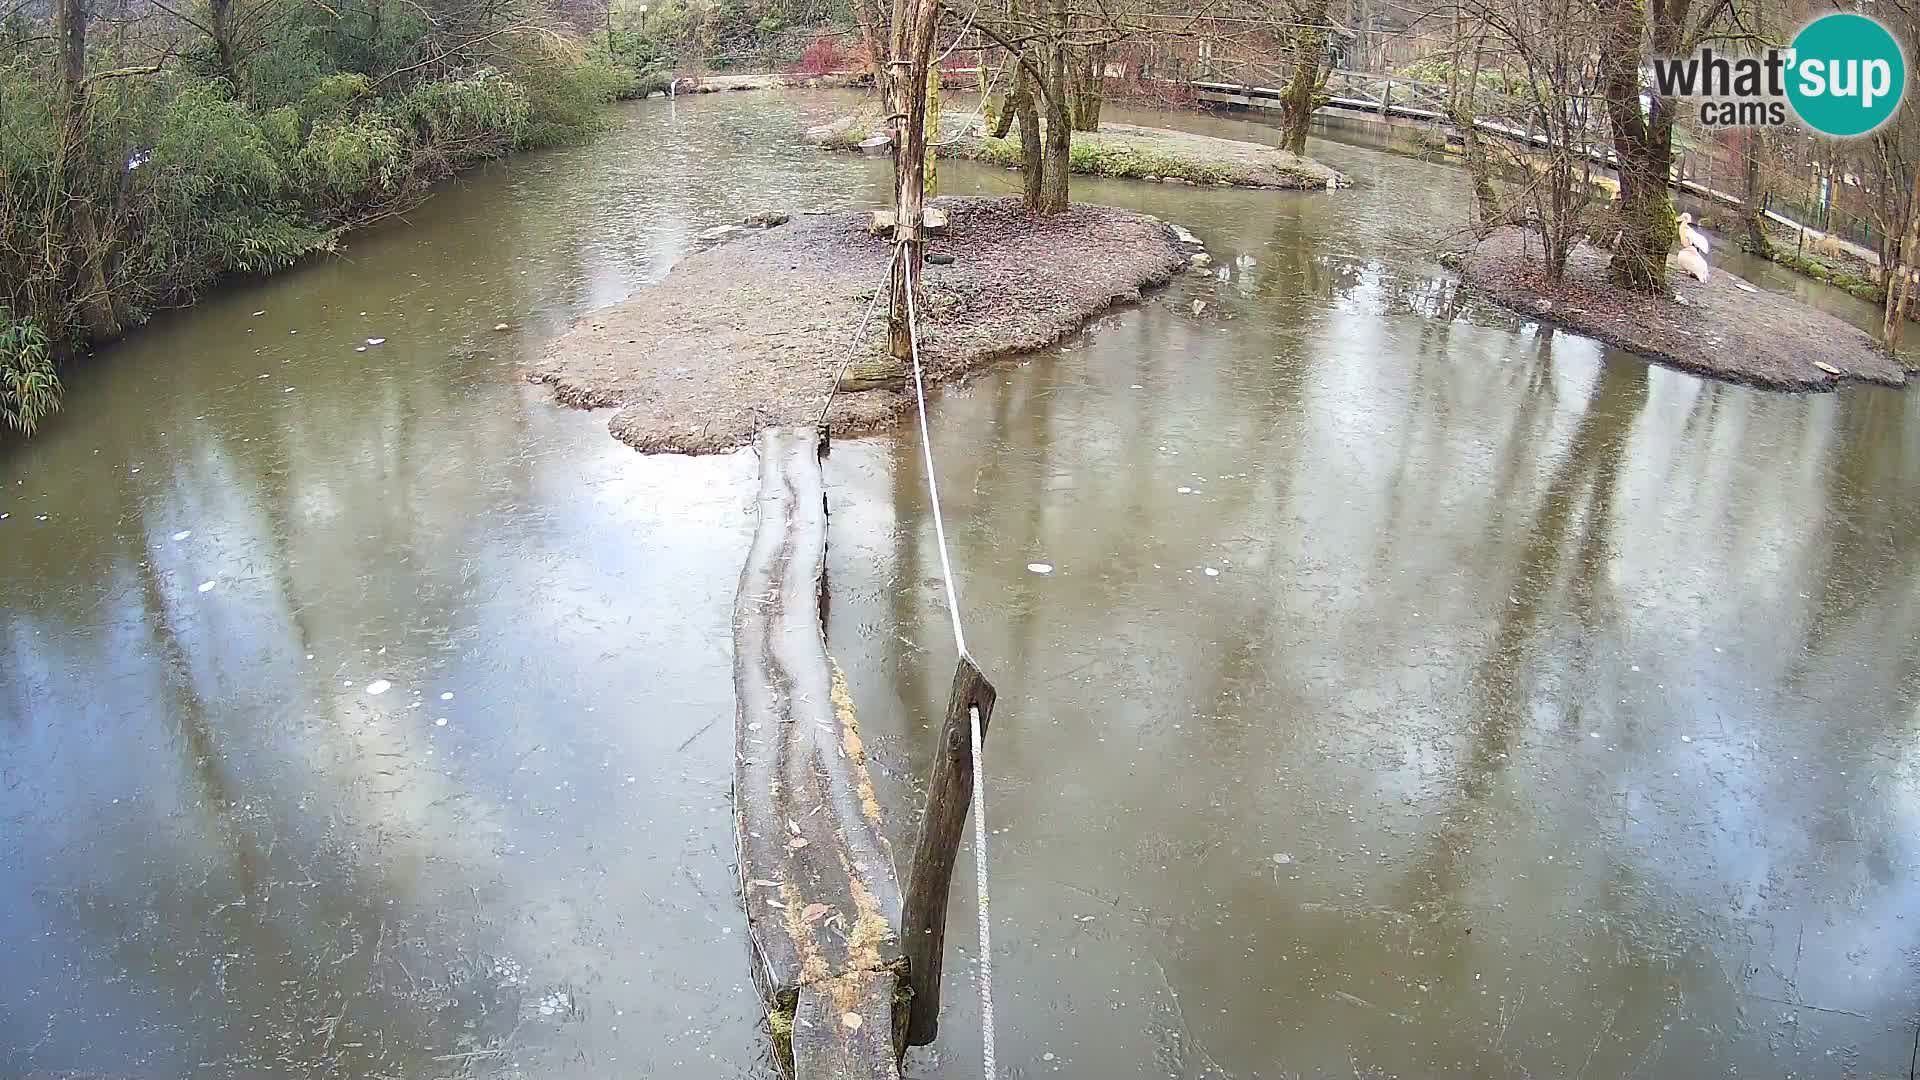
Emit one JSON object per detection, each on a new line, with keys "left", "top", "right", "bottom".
{"left": 1036, "top": 0, "right": 1071, "bottom": 215}
{"left": 1885, "top": 174, "right": 1919, "bottom": 349}
{"left": 1011, "top": 41, "right": 1043, "bottom": 209}
{"left": 1596, "top": 0, "right": 1675, "bottom": 292}
{"left": 885, "top": 0, "right": 941, "bottom": 364}
{"left": 1279, "top": 0, "right": 1332, "bottom": 155}
{"left": 1448, "top": 19, "right": 1500, "bottom": 237}
{"left": 51, "top": 0, "right": 120, "bottom": 342}
{"left": 209, "top": 0, "right": 238, "bottom": 81}
{"left": 1743, "top": 129, "right": 1772, "bottom": 256}
{"left": 1070, "top": 42, "right": 1104, "bottom": 131}
{"left": 990, "top": 58, "right": 1018, "bottom": 138}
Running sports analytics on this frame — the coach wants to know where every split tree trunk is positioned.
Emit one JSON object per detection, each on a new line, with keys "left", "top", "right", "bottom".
{"left": 1597, "top": 0, "right": 1675, "bottom": 292}
{"left": 989, "top": 62, "right": 1017, "bottom": 138}
{"left": 1070, "top": 42, "right": 1105, "bottom": 131}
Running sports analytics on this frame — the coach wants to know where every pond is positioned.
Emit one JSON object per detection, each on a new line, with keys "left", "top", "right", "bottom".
{"left": 3, "top": 90, "right": 1916, "bottom": 1079}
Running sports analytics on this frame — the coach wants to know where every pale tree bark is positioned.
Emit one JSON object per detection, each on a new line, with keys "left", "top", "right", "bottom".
{"left": 1884, "top": 174, "right": 1919, "bottom": 349}
{"left": 208, "top": 0, "right": 238, "bottom": 79}
{"left": 1742, "top": 129, "right": 1772, "bottom": 255}
{"left": 885, "top": 0, "right": 940, "bottom": 364}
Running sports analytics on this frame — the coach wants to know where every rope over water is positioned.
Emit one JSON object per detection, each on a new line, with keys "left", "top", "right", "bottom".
{"left": 818, "top": 232, "right": 1000, "bottom": 1079}
{"left": 902, "top": 252, "right": 997, "bottom": 1078}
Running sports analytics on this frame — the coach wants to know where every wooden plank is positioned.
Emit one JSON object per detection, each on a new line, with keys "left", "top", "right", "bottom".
{"left": 900, "top": 654, "right": 997, "bottom": 1046}
{"left": 734, "top": 425, "right": 905, "bottom": 1079}
{"left": 794, "top": 971, "right": 907, "bottom": 1077}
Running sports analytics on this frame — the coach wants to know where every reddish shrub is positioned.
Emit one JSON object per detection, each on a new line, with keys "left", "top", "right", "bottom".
{"left": 792, "top": 33, "right": 848, "bottom": 77}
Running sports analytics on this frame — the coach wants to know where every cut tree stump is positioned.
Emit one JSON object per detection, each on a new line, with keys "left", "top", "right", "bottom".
{"left": 734, "top": 426, "right": 906, "bottom": 1079}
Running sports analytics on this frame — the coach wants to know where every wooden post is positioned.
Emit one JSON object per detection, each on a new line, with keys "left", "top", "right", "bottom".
{"left": 900, "top": 653, "right": 997, "bottom": 1046}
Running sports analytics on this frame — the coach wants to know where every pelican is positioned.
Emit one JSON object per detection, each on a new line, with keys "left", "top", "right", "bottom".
{"left": 1677, "top": 212, "right": 1710, "bottom": 256}
{"left": 1670, "top": 212, "right": 1711, "bottom": 281}
{"left": 1673, "top": 245, "right": 1710, "bottom": 282}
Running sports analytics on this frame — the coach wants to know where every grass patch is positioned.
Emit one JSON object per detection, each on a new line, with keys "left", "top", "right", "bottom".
{"left": 1763, "top": 248, "right": 1886, "bottom": 303}
{"left": 965, "top": 133, "right": 1238, "bottom": 184}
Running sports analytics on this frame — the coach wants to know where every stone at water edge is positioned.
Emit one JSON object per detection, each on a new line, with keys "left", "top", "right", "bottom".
{"left": 1190, "top": 252, "right": 1213, "bottom": 268}
{"left": 1815, "top": 361, "right": 1842, "bottom": 375}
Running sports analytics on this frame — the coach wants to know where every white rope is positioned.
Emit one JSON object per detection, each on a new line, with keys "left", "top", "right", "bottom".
{"left": 902, "top": 250, "right": 967, "bottom": 658}
{"left": 934, "top": 0, "right": 986, "bottom": 66}
{"left": 935, "top": 62, "right": 1006, "bottom": 148}
{"left": 967, "top": 701, "right": 996, "bottom": 1079}
{"left": 901, "top": 245, "right": 996, "bottom": 1078}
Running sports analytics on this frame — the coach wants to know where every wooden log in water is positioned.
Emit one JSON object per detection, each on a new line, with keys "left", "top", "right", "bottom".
{"left": 900, "top": 654, "right": 997, "bottom": 1046}
{"left": 734, "top": 425, "right": 906, "bottom": 1079}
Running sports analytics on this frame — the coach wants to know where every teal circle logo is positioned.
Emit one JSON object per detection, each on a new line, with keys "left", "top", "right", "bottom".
{"left": 1786, "top": 13, "right": 1906, "bottom": 137}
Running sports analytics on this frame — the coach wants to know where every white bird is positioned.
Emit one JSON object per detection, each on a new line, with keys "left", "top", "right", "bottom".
{"left": 1673, "top": 245, "right": 1710, "bottom": 282}
{"left": 1677, "top": 212, "right": 1710, "bottom": 256}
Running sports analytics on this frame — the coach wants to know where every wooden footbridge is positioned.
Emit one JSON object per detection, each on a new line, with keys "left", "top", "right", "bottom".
{"left": 733, "top": 423, "right": 998, "bottom": 1079}
{"left": 1187, "top": 67, "right": 1752, "bottom": 212}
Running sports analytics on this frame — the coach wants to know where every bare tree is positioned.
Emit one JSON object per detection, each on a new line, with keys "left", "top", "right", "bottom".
{"left": 1593, "top": 0, "right": 1735, "bottom": 290}
{"left": 1458, "top": 0, "right": 1604, "bottom": 280}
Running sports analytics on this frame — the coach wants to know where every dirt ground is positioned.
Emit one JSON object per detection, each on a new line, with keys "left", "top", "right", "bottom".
{"left": 1461, "top": 226, "right": 1908, "bottom": 391}
{"left": 529, "top": 197, "right": 1187, "bottom": 453}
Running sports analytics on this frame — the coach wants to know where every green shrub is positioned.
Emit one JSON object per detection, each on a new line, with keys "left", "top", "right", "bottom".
{"left": 151, "top": 84, "right": 287, "bottom": 201}
{"left": 239, "top": 22, "right": 339, "bottom": 109}
{"left": 0, "top": 312, "right": 58, "bottom": 437}
{"left": 298, "top": 72, "right": 374, "bottom": 125}
{"left": 299, "top": 113, "right": 408, "bottom": 202}
{"left": 202, "top": 211, "right": 339, "bottom": 274}
{"left": 0, "top": 8, "right": 635, "bottom": 436}
{"left": 517, "top": 58, "right": 627, "bottom": 148}
{"left": 394, "top": 69, "right": 529, "bottom": 157}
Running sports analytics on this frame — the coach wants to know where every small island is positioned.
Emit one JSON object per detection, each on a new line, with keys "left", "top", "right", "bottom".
{"left": 1461, "top": 226, "right": 1909, "bottom": 391}
{"left": 529, "top": 196, "right": 1191, "bottom": 453}
{"left": 806, "top": 115, "right": 1345, "bottom": 190}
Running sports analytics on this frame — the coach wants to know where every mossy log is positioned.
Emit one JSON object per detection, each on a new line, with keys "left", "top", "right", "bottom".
{"left": 734, "top": 426, "right": 907, "bottom": 1079}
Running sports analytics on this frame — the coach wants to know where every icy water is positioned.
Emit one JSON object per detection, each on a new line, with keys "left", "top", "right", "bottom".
{"left": 3, "top": 91, "right": 1916, "bottom": 1079}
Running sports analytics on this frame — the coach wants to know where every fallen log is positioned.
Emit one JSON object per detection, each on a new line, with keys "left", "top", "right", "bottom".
{"left": 734, "top": 425, "right": 906, "bottom": 1078}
